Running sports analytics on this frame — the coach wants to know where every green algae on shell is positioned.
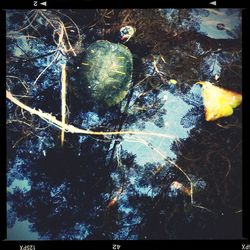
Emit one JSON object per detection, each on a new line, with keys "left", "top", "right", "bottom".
{"left": 81, "top": 40, "right": 133, "bottom": 107}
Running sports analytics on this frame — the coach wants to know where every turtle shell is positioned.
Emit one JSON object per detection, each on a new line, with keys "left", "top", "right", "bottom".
{"left": 81, "top": 40, "right": 133, "bottom": 107}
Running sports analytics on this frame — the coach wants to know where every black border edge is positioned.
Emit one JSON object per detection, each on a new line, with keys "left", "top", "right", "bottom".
{"left": 0, "top": 8, "right": 7, "bottom": 242}
{"left": 242, "top": 7, "right": 249, "bottom": 242}
{"left": 0, "top": 2, "right": 249, "bottom": 250}
{"left": 0, "top": 0, "right": 248, "bottom": 9}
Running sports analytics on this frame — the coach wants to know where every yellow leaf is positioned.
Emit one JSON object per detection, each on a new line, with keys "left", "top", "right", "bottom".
{"left": 197, "top": 81, "right": 242, "bottom": 121}
{"left": 169, "top": 79, "right": 177, "bottom": 84}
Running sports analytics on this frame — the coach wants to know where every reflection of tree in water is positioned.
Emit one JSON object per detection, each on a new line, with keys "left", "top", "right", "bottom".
{"left": 6, "top": 9, "right": 242, "bottom": 239}
{"left": 172, "top": 110, "right": 242, "bottom": 238}
{"left": 8, "top": 133, "right": 242, "bottom": 239}
{"left": 8, "top": 139, "right": 115, "bottom": 239}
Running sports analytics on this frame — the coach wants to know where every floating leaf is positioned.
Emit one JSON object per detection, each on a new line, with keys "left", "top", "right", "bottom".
{"left": 168, "top": 79, "right": 177, "bottom": 84}
{"left": 197, "top": 81, "right": 242, "bottom": 121}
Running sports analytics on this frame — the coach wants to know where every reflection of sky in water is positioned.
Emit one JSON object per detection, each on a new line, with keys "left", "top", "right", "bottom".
{"left": 197, "top": 9, "right": 241, "bottom": 39}
{"left": 120, "top": 86, "right": 200, "bottom": 166}
{"left": 204, "top": 54, "right": 221, "bottom": 77}
{"left": 7, "top": 181, "right": 37, "bottom": 240}
{"left": 7, "top": 219, "right": 39, "bottom": 240}
{"left": 7, "top": 179, "right": 31, "bottom": 193}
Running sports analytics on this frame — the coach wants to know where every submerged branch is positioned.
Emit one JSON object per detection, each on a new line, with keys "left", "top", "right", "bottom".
{"left": 6, "top": 90, "right": 176, "bottom": 139}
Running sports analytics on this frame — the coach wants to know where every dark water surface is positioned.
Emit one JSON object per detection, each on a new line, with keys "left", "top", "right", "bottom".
{"left": 6, "top": 9, "right": 242, "bottom": 240}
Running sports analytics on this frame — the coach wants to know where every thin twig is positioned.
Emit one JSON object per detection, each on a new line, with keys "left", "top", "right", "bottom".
{"left": 12, "top": 131, "right": 33, "bottom": 148}
{"left": 33, "top": 51, "right": 61, "bottom": 86}
{"left": 17, "top": 10, "right": 37, "bottom": 32}
{"left": 7, "top": 76, "right": 29, "bottom": 92}
{"left": 61, "top": 64, "right": 67, "bottom": 146}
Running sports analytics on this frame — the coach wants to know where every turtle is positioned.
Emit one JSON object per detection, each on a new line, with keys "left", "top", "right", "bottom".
{"left": 81, "top": 40, "right": 133, "bottom": 107}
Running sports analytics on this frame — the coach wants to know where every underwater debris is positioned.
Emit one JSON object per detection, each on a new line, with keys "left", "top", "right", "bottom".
{"left": 217, "top": 23, "right": 225, "bottom": 30}
{"left": 170, "top": 181, "right": 191, "bottom": 196}
{"left": 197, "top": 81, "right": 242, "bottom": 121}
{"left": 107, "top": 187, "right": 123, "bottom": 208}
{"left": 170, "top": 175, "right": 206, "bottom": 197}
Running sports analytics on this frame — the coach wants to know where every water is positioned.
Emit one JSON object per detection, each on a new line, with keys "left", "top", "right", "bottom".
{"left": 197, "top": 9, "right": 241, "bottom": 39}
{"left": 6, "top": 9, "right": 242, "bottom": 240}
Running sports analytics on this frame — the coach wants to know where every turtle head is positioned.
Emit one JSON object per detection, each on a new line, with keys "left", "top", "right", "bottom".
{"left": 119, "top": 26, "right": 136, "bottom": 43}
